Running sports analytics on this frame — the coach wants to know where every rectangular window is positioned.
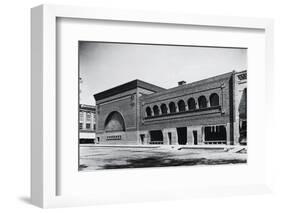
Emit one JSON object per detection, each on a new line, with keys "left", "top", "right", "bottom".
{"left": 86, "top": 123, "right": 91, "bottom": 129}
{"left": 86, "top": 112, "right": 91, "bottom": 122}
{"left": 79, "top": 123, "right": 83, "bottom": 129}
{"left": 79, "top": 112, "right": 84, "bottom": 122}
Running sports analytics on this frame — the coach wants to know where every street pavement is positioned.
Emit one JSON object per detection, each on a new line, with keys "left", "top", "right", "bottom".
{"left": 79, "top": 145, "right": 247, "bottom": 171}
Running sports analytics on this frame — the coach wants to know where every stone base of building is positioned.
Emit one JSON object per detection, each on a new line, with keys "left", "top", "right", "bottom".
{"left": 96, "top": 123, "right": 242, "bottom": 145}
{"left": 96, "top": 130, "right": 138, "bottom": 145}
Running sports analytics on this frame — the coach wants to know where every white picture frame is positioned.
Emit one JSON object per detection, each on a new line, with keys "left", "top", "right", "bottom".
{"left": 31, "top": 4, "right": 274, "bottom": 208}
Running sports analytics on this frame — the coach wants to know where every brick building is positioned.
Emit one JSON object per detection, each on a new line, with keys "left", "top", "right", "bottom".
{"left": 79, "top": 104, "right": 96, "bottom": 143}
{"left": 94, "top": 70, "right": 247, "bottom": 145}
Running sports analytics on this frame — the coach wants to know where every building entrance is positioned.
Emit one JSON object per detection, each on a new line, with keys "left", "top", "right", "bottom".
{"left": 177, "top": 127, "right": 187, "bottom": 145}
{"left": 168, "top": 132, "right": 172, "bottom": 145}
{"left": 140, "top": 134, "right": 145, "bottom": 144}
{"left": 193, "top": 131, "right": 198, "bottom": 145}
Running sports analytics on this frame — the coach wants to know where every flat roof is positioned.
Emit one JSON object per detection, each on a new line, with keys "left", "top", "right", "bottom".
{"left": 140, "top": 71, "right": 238, "bottom": 100}
{"left": 94, "top": 79, "right": 166, "bottom": 101}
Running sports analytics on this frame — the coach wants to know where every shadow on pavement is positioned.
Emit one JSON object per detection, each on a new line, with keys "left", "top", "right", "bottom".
{"left": 101, "top": 157, "right": 247, "bottom": 170}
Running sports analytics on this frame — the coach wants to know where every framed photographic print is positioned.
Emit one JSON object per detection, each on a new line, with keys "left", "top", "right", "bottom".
{"left": 78, "top": 42, "right": 248, "bottom": 171}
{"left": 31, "top": 4, "right": 274, "bottom": 208}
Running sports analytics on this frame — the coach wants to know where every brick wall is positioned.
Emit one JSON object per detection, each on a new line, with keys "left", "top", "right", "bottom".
{"left": 139, "top": 72, "right": 234, "bottom": 132}
{"left": 96, "top": 89, "right": 138, "bottom": 134}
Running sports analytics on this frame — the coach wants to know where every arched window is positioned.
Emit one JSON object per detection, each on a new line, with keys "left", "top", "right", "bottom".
{"left": 198, "top": 96, "right": 207, "bottom": 109}
{"left": 153, "top": 105, "right": 160, "bottom": 116}
{"left": 146, "top": 107, "right": 152, "bottom": 117}
{"left": 104, "top": 111, "right": 126, "bottom": 132}
{"left": 209, "top": 93, "right": 219, "bottom": 107}
{"left": 187, "top": 98, "right": 196, "bottom": 110}
{"left": 160, "top": 104, "right": 168, "bottom": 115}
{"left": 177, "top": 100, "right": 186, "bottom": 112}
{"left": 169, "top": 102, "right": 176, "bottom": 113}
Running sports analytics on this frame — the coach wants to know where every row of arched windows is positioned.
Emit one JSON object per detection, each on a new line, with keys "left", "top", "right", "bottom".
{"left": 146, "top": 93, "right": 219, "bottom": 117}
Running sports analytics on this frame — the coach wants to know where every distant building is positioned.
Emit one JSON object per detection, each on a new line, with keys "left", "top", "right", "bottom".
{"left": 235, "top": 71, "right": 247, "bottom": 144}
{"left": 79, "top": 104, "right": 96, "bottom": 143}
{"left": 94, "top": 70, "right": 247, "bottom": 145}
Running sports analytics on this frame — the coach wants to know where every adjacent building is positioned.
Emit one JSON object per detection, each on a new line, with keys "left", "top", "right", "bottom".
{"left": 79, "top": 104, "right": 96, "bottom": 143}
{"left": 94, "top": 70, "right": 247, "bottom": 146}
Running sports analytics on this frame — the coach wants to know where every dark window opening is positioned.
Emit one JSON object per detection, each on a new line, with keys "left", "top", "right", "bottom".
{"left": 86, "top": 123, "right": 91, "bottom": 129}
{"left": 198, "top": 96, "right": 207, "bottom": 109}
{"left": 209, "top": 93, "right": 219, "bottom": 107}
{"left": 204, "top": 125, "right": 227, "bottom": 141}
{"left": 178, "top": 100, "right": 186, "bottom": 112}
{"left": 140, "top": 134, "right": 145, "bottom": 144}
{"left": 160, "top": 104, "right": 168, "bottom": 115}
{"left": 168, "top": 132, "right": 172, "bottom": 145}
{"left": 177, "top": 127, "right": 187, "bottom": 145}
{"left": 153, "top": 105, "right": 160, "bottom": 116}
{"left": 169, "top": 102, "right": 176, "bottom": 113}
{"left": 146, "top": 107, "right": 152, "bottom": 117}
{"left": 79, "top": 139, "right": 94, "bottom": 144}
{"left": 193, "top": 131, "right": 198, "bottom": 145}
{"left": 150, "top": 130, "right": 163, "bottom": 144}
{"left": 187, "top": 98, "right": 196, "bottom": 110}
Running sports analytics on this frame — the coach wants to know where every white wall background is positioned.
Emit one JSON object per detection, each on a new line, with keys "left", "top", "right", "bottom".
{"left": 0, "top": 0, "right": 280, "bottom": 212}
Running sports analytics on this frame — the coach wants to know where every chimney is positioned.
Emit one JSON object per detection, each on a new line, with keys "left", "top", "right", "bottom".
{"left": 178, "top": 81, "right": 186, "bottom": 86}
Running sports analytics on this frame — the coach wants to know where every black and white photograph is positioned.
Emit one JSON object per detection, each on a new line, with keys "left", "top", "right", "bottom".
{"left": 78, "top": 41, "right": 247, "bottom": 171}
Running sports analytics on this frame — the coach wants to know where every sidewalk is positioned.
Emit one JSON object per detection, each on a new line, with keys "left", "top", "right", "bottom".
{"left": 80, "top": 143, "right": 246, "bottom": 150}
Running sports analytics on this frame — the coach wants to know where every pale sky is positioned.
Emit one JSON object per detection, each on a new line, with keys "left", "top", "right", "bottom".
{"left": 79, "top": 42, "right": 247, "bottom": 105}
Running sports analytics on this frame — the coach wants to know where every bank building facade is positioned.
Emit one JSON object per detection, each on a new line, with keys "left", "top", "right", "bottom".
{"left": 94, "top": 70, "right": 247, "bottom": 146}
